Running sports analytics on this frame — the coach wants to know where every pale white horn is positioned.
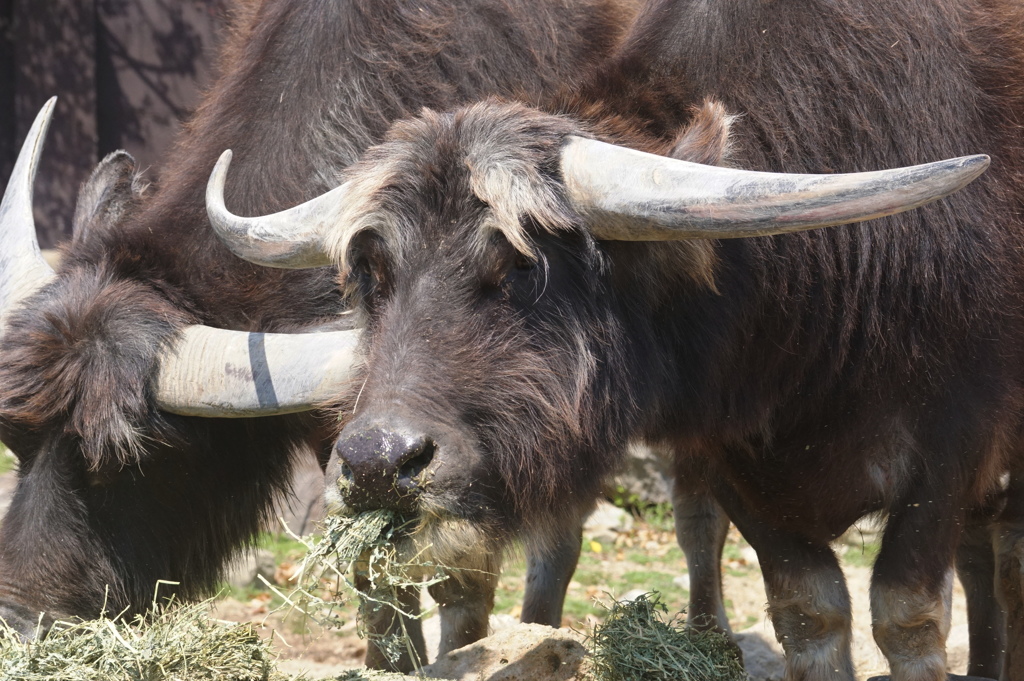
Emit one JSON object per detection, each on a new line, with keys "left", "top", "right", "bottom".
{"left": 207, "top": 150, "right": 344, "bottom": 268}
{"left": 0, "top": 98, "right": 58, "bottom": 333}
{"left": 559, "top": 136, "right": 990, "bottom": 240}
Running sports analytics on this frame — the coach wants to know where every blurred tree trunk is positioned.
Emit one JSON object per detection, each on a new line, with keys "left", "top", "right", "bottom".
{"left": 1, "top": 0, "right": 229, "bottom": 247}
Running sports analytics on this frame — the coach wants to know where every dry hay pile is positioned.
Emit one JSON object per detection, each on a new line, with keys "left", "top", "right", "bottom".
{"left": 0, "top": 597, "right": 415, "bottom": 681}
{"left": 0, "top": 512, "right": 747, "bottom": 681}
{"left": 0, "top": 600, "right": 275, "bottom": 681}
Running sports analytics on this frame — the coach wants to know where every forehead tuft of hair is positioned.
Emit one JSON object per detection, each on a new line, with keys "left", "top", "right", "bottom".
{"left": 324, "top": 99, "right": 584, "bottom": 271}
{"left": 458, "top": 100, "right": 580, "bottom": 257}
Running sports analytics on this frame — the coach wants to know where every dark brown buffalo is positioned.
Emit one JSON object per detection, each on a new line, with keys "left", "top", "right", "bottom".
{"left": 0, "top": 0, "right": 634, "bottom": 669}
{"left": 208, "top": 0, "right": 1024, "bottom": 679}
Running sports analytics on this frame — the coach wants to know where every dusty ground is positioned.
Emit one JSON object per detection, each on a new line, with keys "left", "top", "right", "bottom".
{"left": 0, "top": 457, "right": 974, "bottom": 680}
{"left": 210, "top": 517, "right": 973, "bottom": 681}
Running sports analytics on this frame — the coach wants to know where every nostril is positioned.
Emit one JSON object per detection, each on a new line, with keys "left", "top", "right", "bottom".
{"left": 338, "top": 461, "right": 355, "bottom": 484}
{"left": 398, "top": 438, "right": 436, "bottom": 485}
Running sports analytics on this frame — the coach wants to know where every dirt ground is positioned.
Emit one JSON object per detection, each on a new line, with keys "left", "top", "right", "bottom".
{"left": 210, "top": 521, "right": 973, "bottom": 681}
{"left": 0, "top": 461, "right": 974, "bottom": 680}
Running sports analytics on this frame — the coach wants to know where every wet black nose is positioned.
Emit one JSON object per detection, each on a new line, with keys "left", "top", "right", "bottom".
{"left": 333, "top": 426, "right": 436, "bottom": 512}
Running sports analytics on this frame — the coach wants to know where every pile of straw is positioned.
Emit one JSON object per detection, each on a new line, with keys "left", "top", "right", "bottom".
{"left": 0, "top": 601, "right": 274, "bottom": 681}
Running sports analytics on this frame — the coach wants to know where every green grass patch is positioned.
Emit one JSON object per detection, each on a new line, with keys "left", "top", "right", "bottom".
{"left": 0, "top": 445, "right": 15, "bottom": 475}
{"left": 258, "top": 532, "right": 310, "bottom": 565}
{"left": 840, "top": 536, "right": 881, "bottom": 568}
{"left": 586, "top": 592, "right": 745, "bottom": 681}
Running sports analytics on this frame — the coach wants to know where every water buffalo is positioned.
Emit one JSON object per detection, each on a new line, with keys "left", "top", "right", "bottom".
{"left": 208, "top": 0, "right": 1022, "bottom": 679}
{"left": 0, "top": 0, "right": 636, "bottom": 670}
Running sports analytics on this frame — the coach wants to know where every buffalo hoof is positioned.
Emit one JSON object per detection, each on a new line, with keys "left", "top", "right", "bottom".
{"left": 868, "top": 671, "right": 995, "bottom": 675}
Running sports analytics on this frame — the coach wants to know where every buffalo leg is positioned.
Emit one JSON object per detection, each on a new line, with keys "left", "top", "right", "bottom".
{"left": 995, "top": 471, "right": 1024, "bottom": 681}
{"left": 357, "top": 579, "right": 428, "bottom": 672}
{"left": 956, "top": 516, "right": 1004, "bottom": 678}
{"left": 672, "top": 473, "right": 733, "bottom": 636}
{"left": 522, "top": 520, "right": 584, "bottom": 627}
{"left": 427, "top": 554, "right": 501, "bottom": 658}
{"left": 711, "top": 481, "right": 855, "bottom": 681}
{"left": 871, "top": 490, "right": 963, "bottom": 681}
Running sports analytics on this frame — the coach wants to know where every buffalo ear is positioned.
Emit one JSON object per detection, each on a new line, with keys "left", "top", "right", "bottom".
{"left": 669, "top": 99, "right": 735, "bottom": 166}
{"left": 72, "top": 150, "right": 146, "bottom": 245}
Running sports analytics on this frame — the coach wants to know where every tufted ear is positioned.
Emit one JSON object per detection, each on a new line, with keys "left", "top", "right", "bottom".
{"left": 669, "top": 99, "right": 736, "bottom": 166}
{"left": 72, "top": 151, "right": 146, "bottom": 245}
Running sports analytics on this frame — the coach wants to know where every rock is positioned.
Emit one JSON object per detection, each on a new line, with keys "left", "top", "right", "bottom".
{"left": 0, "top": 469, "right": 17, "bottom": 520}
{"left": 673, "top": 574, "right": 691, "bottom": 591}
{"left": 226, "top": 548, "right": 276, "bottom": 590}
{"left": 422, "top": 623, "right": 588, "bottom": 681}
{"left": 617, "top": 588, "right": 649, "bottom": 603}
{"left": 583, "top": 500, "right": 633, "bottom": 545}
{"left": 866, "top": 677, "right": 995, "bottom": 681}
{"left": 735, "top": 629, "right": 786, "bottom": 681}
{"left": 293, "top": 665, "right": 419, "bottom": 680}
{"left": 838, "top": 517, "right": 882, "bottom": 547}
{"left": 274, "top": 455, "right": 326, "bottom": 536}
{"left": 423, "top": 612, "right": 529, "bottom": 663}
{"left": 489, "top": 613, "right": 521, "bottom": 636}
{"left": 602, "top": 442, "right": 673, "bottom": 506}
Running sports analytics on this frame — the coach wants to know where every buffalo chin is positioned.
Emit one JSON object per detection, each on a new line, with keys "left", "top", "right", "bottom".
{"left": 407, "top": 508, "right": 503, "bottom": 578}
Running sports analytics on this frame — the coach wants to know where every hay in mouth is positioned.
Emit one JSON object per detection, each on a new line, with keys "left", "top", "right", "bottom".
{"left": 280, "top": 509, "right": 455, "bottom": 669}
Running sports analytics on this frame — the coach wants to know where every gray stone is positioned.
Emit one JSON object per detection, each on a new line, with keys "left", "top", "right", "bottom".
{"left": 422, "top": 612, "right": 525, "bottom": 662}
{"left": 583, "top": 500, "right": 633, "bottom": 545}
{"left": 422, "top": 623, "right": 587, "bottom": 681}
{"left": 274, "top": 455, "right": 326, "bottom": 537}
{"left": 0, "top": 468, "right": 17, "bottom": 520}
{"left": 617, "top": 588, "right": 649, "bottom": 603}
{"left": 735, "top": 629, "right": 786, "bottom": 681}
{"left": 226, "top": 548, "right": 276, "bottom": 590}
{"left": 602, "top": 442, "right": 673, "bottom": 507}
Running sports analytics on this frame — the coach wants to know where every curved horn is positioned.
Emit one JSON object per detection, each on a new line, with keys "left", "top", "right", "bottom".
{"left": 206, "top": 150, "right": 342, "bottom": 268}
{"left": 0, "top": 98, "right": 58, "bottom": 332}
{"left": 154, "top": 325, "right": 360, "bottom": 417}
{"left": 559, "top": 136, "right": 991, "bottom": 240}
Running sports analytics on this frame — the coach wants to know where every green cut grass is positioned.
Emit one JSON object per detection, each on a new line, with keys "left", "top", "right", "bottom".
{"left": 586, "top": 592, "right": 745, "bottom": 681}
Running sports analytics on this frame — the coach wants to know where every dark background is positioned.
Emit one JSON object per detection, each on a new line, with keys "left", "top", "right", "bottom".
{"left": 0, "top": 0, "right": 230, "bottom": 247}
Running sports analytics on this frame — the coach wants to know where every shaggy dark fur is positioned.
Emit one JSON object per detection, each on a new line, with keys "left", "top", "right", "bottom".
{"left": 0, "top": 0, "right": 633, "bottom": 641}
{"left": 321, "top": 0, "right": 1024, "bottom": 678}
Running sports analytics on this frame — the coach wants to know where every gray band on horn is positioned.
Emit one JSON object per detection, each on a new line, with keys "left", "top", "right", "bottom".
{"left": 0, "top": 98, "right": 58, "bottom": 334}
{"left": 206, "top": 150, "right": 343, "bottom": 269}
{"left": 559, "top": 136, "right": 990, "bottom": 240}
{"left": 154, "top": 326, "right": 361, "bottom": 417}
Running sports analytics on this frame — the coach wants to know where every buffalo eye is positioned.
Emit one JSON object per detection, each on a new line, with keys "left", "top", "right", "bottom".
{"left": 347, "top": 233, "right": 392, "bottom": 310}
{"left": 513, "top": 252, "right": 538, "bottom": 272}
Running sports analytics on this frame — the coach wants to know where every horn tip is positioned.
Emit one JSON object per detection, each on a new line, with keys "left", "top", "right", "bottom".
{"left": 963, "top": 153, "right": 990, "bottom": 167}
{"left": 957, "top": 154, "right": 991, "bottom": 184}
{"left": 207, "top": 150, "right": 234, "bottom": 204}
{"left": 36, "top": 97, "right": 58, "bottom": 131}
